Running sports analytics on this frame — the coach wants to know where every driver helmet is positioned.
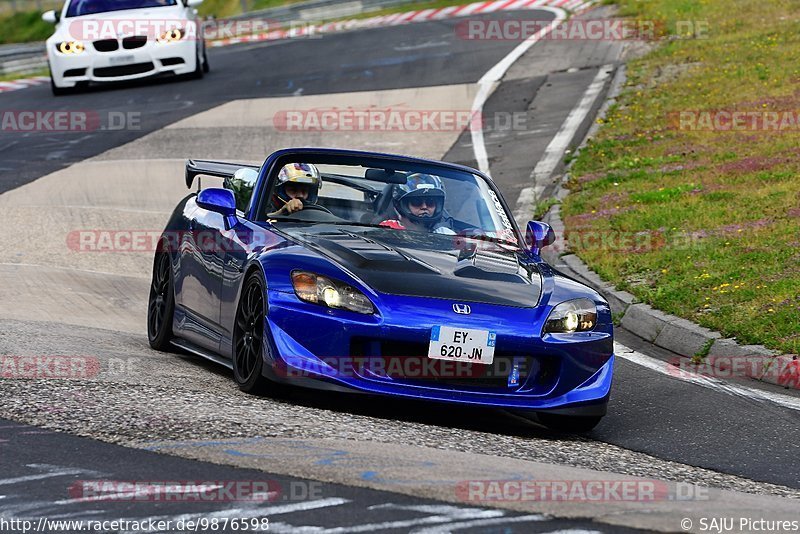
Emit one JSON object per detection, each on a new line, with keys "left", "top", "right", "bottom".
{"left": 392, "top": 172, "right": 446, "bottom": 228}
{"left": 272, "top": 163, "right": 321, "bottom": 208}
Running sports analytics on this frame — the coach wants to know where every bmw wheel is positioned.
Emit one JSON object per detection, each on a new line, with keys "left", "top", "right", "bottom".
{"left": 202, "top": 43, "right": 210, "bottom": 73}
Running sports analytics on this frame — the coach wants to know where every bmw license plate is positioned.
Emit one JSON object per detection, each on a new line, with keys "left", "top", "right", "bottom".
{"left": 109, "top": 55, "right": 135, "bottom": 65}
{"left": 428, "top": 326, "right": 496, "bottom": 365}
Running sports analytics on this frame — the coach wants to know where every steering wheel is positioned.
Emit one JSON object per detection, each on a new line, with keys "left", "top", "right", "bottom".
{"left": 298, "top": 203, "right": 333, "bottom": 214}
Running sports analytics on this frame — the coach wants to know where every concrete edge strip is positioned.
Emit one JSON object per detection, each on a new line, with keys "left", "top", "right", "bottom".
{"left": 540, "top": 65, "right": 800, "bottom": 391}
{"left": 512, "top": 63, "right": 614, "bottom": 221}
{"left": 470, "top": 6, "right": 569, "bottom": 175}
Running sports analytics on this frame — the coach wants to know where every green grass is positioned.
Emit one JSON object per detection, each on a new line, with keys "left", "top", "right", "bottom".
{"left": 563, "top": 0, "right": 800, "bottom": 355}
{"left": 197, "top": 0, "right": 308, "bottom": 18}
{"left": 0, "top": 68, "right": 48, "bottom": 82}
{"left": 0, "top": 10, "right": 53, "bottom": 44}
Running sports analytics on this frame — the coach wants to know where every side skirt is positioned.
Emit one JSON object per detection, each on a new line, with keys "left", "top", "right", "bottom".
{"left": 170, "top": 338, "right": 233, "bottom": 370}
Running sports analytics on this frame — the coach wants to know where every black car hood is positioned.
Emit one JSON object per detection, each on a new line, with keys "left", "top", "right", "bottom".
{"left": 280, "top": 225, "right": 542, "bottom": 308}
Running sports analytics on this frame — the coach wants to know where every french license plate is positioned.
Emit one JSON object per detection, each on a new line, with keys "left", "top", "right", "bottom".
{"left": 428, "top": 326, "right": 496, "bottom": 365}
{"left": 109, "top": 55, "right": 135, "bottom": 65}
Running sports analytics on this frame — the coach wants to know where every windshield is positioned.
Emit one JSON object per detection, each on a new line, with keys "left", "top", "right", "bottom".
{"left": 260, "top": 161, "right": 520, "bottom": 249}
{"left": 66, "top": 0, "right": 177, "bottom": 17}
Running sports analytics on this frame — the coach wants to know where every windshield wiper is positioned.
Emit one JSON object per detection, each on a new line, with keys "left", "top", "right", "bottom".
{"left": 458, "top": 234, "right": 522, "bottom": 250}
{"left": 329, "top": 222, "right": 388, "bottom": 229}
{"left": 267, "top": 217, "right": 333, "bottom": 224}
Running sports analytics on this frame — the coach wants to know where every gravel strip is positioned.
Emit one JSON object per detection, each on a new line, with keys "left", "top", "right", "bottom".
{"left": 1, "top": 319, "right": 797, "bottom": 500}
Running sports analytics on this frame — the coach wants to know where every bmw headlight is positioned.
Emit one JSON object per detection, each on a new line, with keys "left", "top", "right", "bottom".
{"left": 157, "top": 28, "right": 184, "bottom": 43}
{"left": 544, "top": 298, "right": 597, "bottom": 334}
{"left": 57, "top": 41, "right": 85, "bottom": 54}
{"left": 291, "top": 271, "right": 374, "bottom": 315}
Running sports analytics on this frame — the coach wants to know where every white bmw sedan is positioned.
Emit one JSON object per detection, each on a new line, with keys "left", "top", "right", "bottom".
{"left": 42, "top": 0, "right": 208, "bottom": 95}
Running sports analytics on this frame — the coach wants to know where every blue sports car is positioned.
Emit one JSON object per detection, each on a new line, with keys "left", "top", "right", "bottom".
{"left": 148, "top": 148, "right": 614, "bottom": 432}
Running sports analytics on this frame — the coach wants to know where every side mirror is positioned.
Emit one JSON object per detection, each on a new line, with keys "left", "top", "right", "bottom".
{"left": 197, "top": 187, "right": 236, "bottom": 215}
{"left": 186, "top": 0, "right": 203, "bottom": 7}
{"left": 42, "top": 10, "right": 59, "bottom": 24}
{"left": 197, "top": 188, "right": 237, "bottom": 229}
{"left": 525, "top": 220, "right": 555, "bottom": 256}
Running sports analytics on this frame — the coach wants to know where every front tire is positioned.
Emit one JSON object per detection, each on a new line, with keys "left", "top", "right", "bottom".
{"left": 147, "top": 252, "right": 175, "bottom": 351}
{"left": 50, "top": 74, "right": 70, "bottom": 96}
{"left": 232, "top": 273, "right": 270, "bottom": 394}
{"left": 537, "top": 413, "right": 603, "bottom": 434}
{"left": 191, "top": 46, "right": 204, "bottom": 79}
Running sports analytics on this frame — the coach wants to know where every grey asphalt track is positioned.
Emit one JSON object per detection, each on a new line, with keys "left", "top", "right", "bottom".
{"left": 0, "top": 10, "right": 554, "bottom": 192}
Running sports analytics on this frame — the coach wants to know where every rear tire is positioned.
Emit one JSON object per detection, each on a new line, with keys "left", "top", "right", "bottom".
{"left": 537, "top": 413, "right": 603, "bottom": 434}
{"left": 232, "top": 273, "right": 271, "bottom": 394}
{"left": 147, "top": 252, "right": 175, "bottom": 351}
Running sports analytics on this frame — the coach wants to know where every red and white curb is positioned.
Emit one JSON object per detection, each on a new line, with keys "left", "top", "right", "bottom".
{"left": 210, "top": 0, "right": 595, "bottom": 47}
{"left": 0, "top": 76, "right": 49, "bottom": 94}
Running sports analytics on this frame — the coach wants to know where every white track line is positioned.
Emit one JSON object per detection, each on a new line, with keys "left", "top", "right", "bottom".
{"left": 410, "top": 514, "right": 549, "bottom": 533}
{"left": 0, "top": 465, "right": 95, "bottom": 486}
{"left": 470, "top": 7, "right": 568, "bottom": 175}
{"left": 269, "top": 506, "right": 504, "bottom": 533}
{"left": 528, "top": 63, "right": 613, "bottom": 191}
{"left": 615, "top": 343, "right": 800, "bottom": 412}
{"left": 120, "top": 498, "right": 351, "bottom": 534}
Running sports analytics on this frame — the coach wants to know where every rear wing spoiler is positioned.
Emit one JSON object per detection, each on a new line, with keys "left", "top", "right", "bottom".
{"left": 185, "top": 159, "right": 261, "bottom": 189}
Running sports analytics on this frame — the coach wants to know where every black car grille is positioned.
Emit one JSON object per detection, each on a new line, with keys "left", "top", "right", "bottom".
{"left": 93, "top": 39, "right": 119, "bottom": 52}
{"left": 122, "top": 35, "right": 147, "bottom": 49}
{"left": 94, "top": 62, "right": 154, "bottom": 78}
{"left": 64, "top": 68, "right": 86, "bottom": 77}
{"left": 350, "top": 337, "right": 559, "bottom": 392}
{"left": 160, "top": 57, "right": 185, "bottom": 66}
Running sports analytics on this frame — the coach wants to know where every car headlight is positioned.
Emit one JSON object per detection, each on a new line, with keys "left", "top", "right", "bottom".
{"left": 157, "top": 28, "right": 184, "bottom": 43}
{"left": 544, "top": 298, "right": 597, "bottom": 334}
{"left": 291, "top": 271, "right": 374, "bottom": 315}
{"left": 57, "top": 41, "right": 84, "bottom": 54}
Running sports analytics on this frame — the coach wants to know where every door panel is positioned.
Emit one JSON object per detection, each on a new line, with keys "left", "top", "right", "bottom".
{"left": 175, "top": 200, "right": 226, "bottom": 351}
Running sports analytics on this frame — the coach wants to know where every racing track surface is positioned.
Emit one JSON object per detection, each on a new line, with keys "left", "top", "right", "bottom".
{"left": 1, "top": 5, "right": 799, "bottom": 532}
{"left": 0, "top": 9, "right": 551, "bottom": 192}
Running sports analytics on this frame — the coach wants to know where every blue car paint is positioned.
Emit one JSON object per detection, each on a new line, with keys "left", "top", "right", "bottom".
{"left": 161, "top": 148, "right": 615, "bottom": 417}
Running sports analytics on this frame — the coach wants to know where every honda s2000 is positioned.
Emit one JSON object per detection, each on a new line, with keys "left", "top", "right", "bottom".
{"left": 147, "top": 148, "right": 614, "bottom": 432}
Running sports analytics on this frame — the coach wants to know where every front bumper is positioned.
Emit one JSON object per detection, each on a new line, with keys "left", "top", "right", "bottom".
{"left": 48, "top": 39, "right": 197, "bottom": 87}
{"left": 262, "top": 289, "right": 614, "bottom": 415}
